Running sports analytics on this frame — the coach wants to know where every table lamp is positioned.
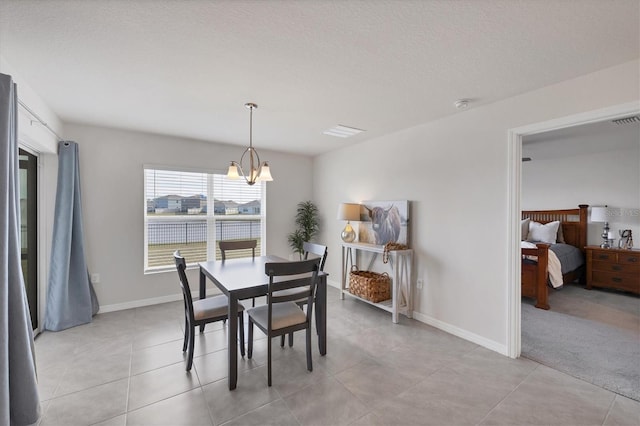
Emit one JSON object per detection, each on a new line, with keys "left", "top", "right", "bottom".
{"left": 337, "top": 203, "right": 360, "bottom": 243}
{"left": 590, "top": 206, "right": 610, "bottom": 248}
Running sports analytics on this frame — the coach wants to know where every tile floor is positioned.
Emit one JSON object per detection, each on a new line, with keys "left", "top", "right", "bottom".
{"left": 34, "top": 286, "right": 640, "bottom": 425}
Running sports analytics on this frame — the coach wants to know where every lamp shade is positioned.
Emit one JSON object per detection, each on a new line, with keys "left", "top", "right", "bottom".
{"left": 590, "top": 206, "right": 609, "bottom": 223}
{"left": 227, "top": 162, "right": 240, "bottom": 179}
{"left": 258, "top": 162, "right": 273, "bottom": 181}
{"left": 337, "top": 203, "right": 360, "bottom": 221}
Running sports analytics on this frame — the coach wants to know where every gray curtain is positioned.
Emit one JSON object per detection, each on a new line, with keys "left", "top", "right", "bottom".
{"left": 0, "top": 74, "right": 41, "bottom": 424}
{"left": 44, "top": 141, "right": 98, "bottom": 331}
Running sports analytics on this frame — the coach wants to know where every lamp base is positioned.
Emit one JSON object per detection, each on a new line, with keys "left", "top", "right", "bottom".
{"left": 600, "top": 222, "right": 611, "bottom": 249}
{"left": 341, "top": 223, "right": 356, "bottom": 243}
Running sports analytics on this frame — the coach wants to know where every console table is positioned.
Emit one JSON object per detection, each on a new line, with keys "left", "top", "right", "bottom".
{"left": 340, "top": 242, "right": 413, "bottom": 323}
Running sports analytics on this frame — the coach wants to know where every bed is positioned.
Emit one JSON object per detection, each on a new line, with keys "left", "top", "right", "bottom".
{"left": 521, "top": 204, "right": 588, "bottom": 310}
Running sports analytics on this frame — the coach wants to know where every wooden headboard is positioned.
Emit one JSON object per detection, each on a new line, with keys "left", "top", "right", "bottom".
{"left": 522, "top": 204, "right": 589, "bottom": 251}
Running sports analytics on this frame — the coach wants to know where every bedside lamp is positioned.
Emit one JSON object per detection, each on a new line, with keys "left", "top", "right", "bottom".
{"left": 337, "top": 203, "right": 360, "bottom": 243}
{"left": 590, "top": 206, "right": 610, "bottom": 249}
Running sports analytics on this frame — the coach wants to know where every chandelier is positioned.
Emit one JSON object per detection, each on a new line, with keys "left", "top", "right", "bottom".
{"left": 226, "top": 102, "right": 273, "bottom": 185}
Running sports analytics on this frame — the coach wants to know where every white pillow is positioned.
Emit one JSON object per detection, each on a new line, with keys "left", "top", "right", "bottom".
{"left": 521, "top": 218, "right": 530, "bottom": 241}
{"left": 556, "top": 224, "right": 565, "bottom": 243}
{"left": 527, "top": 220, "right": 560, "bottom": 244}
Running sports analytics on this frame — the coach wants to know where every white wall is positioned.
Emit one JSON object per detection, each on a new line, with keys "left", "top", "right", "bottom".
{"left": 523, "top": 138, "right": 640, "bottom": 246}
{"left": 63, "top": 123, "right": 314, "bottom": 309}
{"left": 313, "top": 60, "right": 640, "bottom": 354}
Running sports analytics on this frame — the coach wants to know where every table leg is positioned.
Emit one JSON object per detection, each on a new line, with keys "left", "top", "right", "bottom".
{"left": 199, "top": 268, "right": 206, "bottom": 300}
{"left": 199, "top": 268, "right": 206, "bottom": 333}
{"left": 228, "top": 294, "right": 238, "bottom": 390}
{"left": 391, "top": 276, "right": 399, "bottom": 324}
{"left": 317, "top": 275, "right": 327, "bottom": 356}
{"left": 340, "top": 247, "right": 346, "bottom": 300}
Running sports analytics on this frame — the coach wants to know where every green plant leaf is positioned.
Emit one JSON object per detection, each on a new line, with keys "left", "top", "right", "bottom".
{"left": 288, "top": 200, "right": 320, "bottom": 256}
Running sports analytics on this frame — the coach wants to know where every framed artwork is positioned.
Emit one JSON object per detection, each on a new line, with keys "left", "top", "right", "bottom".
{"left": 358, "top": 200, "right": 410, "bottom": 246}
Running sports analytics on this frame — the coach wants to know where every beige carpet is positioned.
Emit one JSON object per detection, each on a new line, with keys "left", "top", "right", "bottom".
{"left": 521, "top": 283, "right": 640, "bottom": 401}
{"left": 534, "top": 282, "right": 640, "bottom": 333}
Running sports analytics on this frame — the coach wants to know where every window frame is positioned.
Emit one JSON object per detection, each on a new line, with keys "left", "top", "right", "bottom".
{"left": 143, "top": 164, "right": 266, "bottom": 274}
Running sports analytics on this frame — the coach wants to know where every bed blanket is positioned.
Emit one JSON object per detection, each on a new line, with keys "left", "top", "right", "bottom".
{"left": 521, "top": 241, "right": 563, "bottom": 288}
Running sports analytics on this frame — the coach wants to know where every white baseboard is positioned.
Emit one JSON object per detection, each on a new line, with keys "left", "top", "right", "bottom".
{"left": 97, "top": 290, "right": 221, "bottom": 314}
{"left": 411, "top": 310, "right": 508, "bottom": 356}
{"left": 327, "top": 279, "right": 341, "bottom": 289}
{"left": 98, "top": 294, "right": 183, "bottom": 313}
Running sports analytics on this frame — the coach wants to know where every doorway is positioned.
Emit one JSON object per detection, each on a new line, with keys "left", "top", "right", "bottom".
{"left": 507, "top": 101, "right": 640, "bottom": 357}
{"left": 19, "top": 148, "right": 38, "bottom": 330}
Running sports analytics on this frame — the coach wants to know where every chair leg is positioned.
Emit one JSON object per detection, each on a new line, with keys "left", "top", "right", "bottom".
{"left": 314, "top": 299, "right": 320, "bottom": 335}
{"left": 267, "top": 335, "right": 272, "bottom": 387}
{"left": 238, "top": 312, "right": 245, "bottom": 357}
{"left": 288, "top": 332, "right": 294, "bottom": 347}
{"left": 182, "top": 315, "right": 189, "bottom": 352}
{"left": 247, "top": 319, "right": 254, "bottom": 359}
{"left": 280, "top": 334, "right": 285, "bottom": 347}
{"left": 186, "top": 325, "right": 195, "bottom": 371}
{"left": 306, "top": 327, "right": 313, "bottom": 372}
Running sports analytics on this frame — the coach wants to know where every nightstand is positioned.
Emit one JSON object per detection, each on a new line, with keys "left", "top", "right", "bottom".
{"left": 585, "top": 246, "right": 640, "bottom": 295}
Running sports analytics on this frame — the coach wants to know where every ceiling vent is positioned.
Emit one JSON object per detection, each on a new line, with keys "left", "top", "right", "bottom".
{"left": 322, "top": 125, "right": 365, "bottom": 138}
{"left": 612, "top": 115, "right": 640, "bottom": 125}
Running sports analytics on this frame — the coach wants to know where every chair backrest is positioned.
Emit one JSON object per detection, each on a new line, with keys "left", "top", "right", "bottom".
{"left": 265, "top": 258, "right": 321, "bottom": 330}
{"left": 302, "top": 241, "right": 328, "bottom": 271}
{"left": 219, "top": 239, "right": 257, "bottom": 260}
{"left": 173, "top": 250, "right": 195, "bottom": 322}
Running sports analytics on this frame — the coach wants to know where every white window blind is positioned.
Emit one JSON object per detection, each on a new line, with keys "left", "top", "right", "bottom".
{"left": 144, "top": 167, "right": 264, "bottom": 272}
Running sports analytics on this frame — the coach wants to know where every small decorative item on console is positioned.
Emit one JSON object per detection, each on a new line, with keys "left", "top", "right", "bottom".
{"left": 619, "top": 229, "right": 633, "bottom": 249}
{"left": 383, "top": 242, "right": 409, "bottom": 264}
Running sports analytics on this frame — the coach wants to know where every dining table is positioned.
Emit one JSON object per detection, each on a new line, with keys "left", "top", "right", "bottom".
{"left": 199, "top": 255, "right": 328, "bottom": 390}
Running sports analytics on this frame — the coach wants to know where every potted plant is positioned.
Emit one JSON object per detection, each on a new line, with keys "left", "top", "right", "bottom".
{"left": 287, "top": 201, "right": 319, "bottom": 259}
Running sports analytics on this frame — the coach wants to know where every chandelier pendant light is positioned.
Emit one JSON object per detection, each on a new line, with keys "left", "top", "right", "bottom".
{"left": 227, "top": 102, "right": 273, "bottom": 185}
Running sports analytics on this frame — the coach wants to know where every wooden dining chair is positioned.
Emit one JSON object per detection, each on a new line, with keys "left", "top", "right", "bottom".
{"left": 302, "top": 241, "right": 328, "bottom": 271}
{"left": 280, "top": 241, "right": 328, "bottom": 347}
{"left": 246, "top": 257, "right": 321, "bottom": 386}
{"left": 219, "top": 239, "right": 257, "bottom": 260}
{"left": 219, "top": 239, "right": 258, "bottom": 306}
{"left": 173, "top": 251, "right": 245, "bottom": 371}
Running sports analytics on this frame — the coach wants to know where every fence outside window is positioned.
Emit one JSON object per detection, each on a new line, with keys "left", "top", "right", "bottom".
{"left": 146, "top": 216, "right": 262, "bottom": 268}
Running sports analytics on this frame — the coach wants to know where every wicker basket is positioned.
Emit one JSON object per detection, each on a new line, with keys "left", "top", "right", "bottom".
{"left": 349, "top": 266, "right": 391, "bottom": 303}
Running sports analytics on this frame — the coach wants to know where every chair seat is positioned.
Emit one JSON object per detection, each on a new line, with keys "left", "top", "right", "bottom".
{"left": 193, "top": 294, "right": 245, "bottom": 321}
{"left": 248, "top": 302, "right": 306, "bottom": 331}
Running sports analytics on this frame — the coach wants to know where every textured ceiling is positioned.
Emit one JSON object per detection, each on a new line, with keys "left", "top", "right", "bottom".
{"left": 0, "top": 0, "right": 638, "bottom": 156}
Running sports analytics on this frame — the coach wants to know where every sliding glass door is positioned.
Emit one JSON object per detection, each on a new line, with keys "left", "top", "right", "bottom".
{"left": 19, "top": 148, "right": 38, "bottom": 330}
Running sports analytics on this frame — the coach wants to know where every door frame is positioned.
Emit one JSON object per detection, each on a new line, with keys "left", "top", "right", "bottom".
{"left": 18, "top": 143, "right": 47, "bottom": 336}
{"left": 19, "top": 148, "right": 38, "bottom": 330}
{"left": 506, "top": 101, "right": 640, "bottom": 358}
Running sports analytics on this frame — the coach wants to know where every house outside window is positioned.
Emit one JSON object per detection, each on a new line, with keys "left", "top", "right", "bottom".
{"left": 143, "top": 167, "right": 265, "bottom": 273}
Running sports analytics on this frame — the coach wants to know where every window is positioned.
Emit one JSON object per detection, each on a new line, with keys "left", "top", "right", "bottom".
{"left": 144, "top": 167, "right": 265, "bottom": 272}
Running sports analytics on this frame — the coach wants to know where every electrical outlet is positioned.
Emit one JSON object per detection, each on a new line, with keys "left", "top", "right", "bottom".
{"left": 91, "top": 273, "right": 100, "bottom": 284}
{"left": 416, "top": 279, "right": 423, "bottom": 290}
